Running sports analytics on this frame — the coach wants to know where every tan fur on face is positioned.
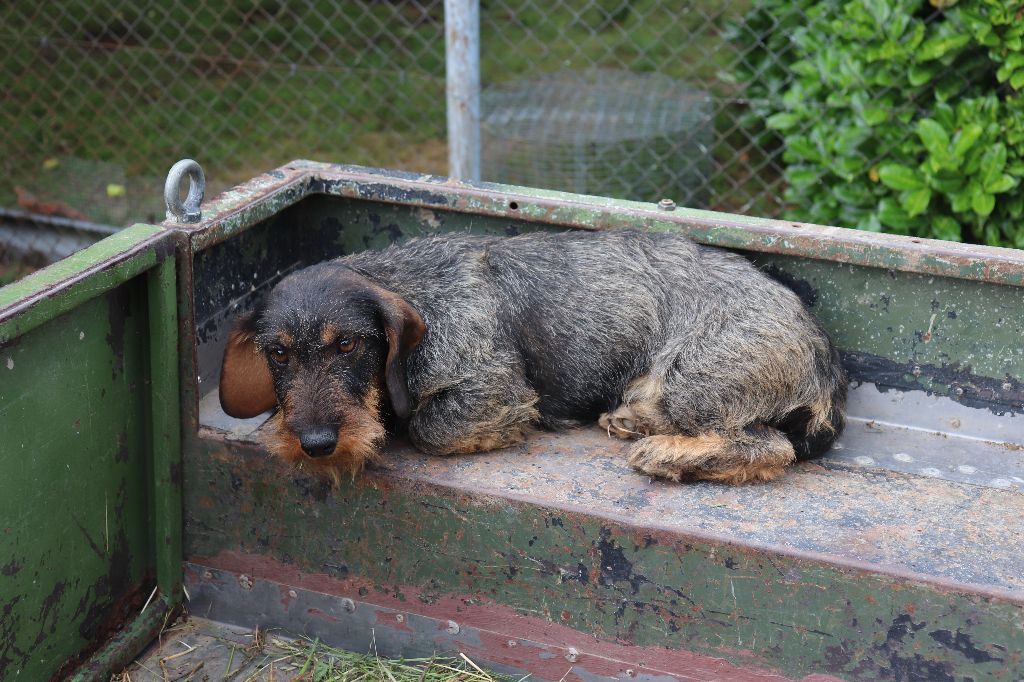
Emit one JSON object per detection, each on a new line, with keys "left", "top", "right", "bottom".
{"left": 262, "top": 385, "right": 386, "bottom": 486}
{"left": 320, "top": 324, "right": 339, "bottom": 346}
{"left": 627, "top": 428, "right": 795, "bottom": 485}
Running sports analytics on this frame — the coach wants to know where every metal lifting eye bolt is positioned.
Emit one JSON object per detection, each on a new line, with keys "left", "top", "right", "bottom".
{"left": 164, "top": 159, "right": 206, "bottom": 223}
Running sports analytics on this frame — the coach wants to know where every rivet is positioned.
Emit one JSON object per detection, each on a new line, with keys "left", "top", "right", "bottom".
{"left": 238, "top": 574, "right": 254, "bottom": 591}
{"left": 911, "top": 365, "right": 921, "bottom": 377}
{"left": 202, "top": 570, "right": 213, "bottom": 580}
{"left": 657, "top": 198, "right": 676, "bottom": 211}
{"left": 396, "top": 614, "right": 404, "bottom": 623}
{"left": 565, "top": 647, "right": 579, "bottom": 663}
{"left": 341, "top": 598, "right": 355, "bottom": 613}
{"left": 446, "top": 620, "right": 460, "bottom": 635}
{"left": 288, "top": 590, "right": 297, "bottom": 598}
{"left": 954, "top": 386, "right": 964, "bottom": 396}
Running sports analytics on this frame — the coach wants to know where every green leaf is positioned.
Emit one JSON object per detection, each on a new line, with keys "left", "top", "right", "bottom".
{"left": 972, "top": 190, "right": 995, "bottom": 217}
{"left": 1007, "top": 52, "right": 1024, "bottom": 70}
{"left": 877, "top": 164, "right": 925, "bottom": 190}
{"left": 984, "top": 223, "right": 1001, "bottom": 246}
{"left": 917, "top": 118, "right": 951, "bottom": 162}
{"left": 787, "top": 166, "right": 820, "bottom": 189}
{"left": 834, "top": 182, "right": 874, "bottom": 206}
{"left": 786, "top": 136, "right": 822, "bottom": 162}
{"left": 933, "top": 103, "right": 955, "bottom": 130}
{"left": 929, "top": 171, "right": 964, "bottom": 193}
{"left": 979, "top": 143, "right": 1007, "bottom": 187}
{"left": 1011, "top": 69, "right": 1024, "bottom": 90}
{"left": 858, "top": 213, "right": 884, "bottom": 232}
{"left": 833, "top": 127, "right": 867, "bottom": 156}
{"left": 935, "top": 75, "right": 963, "bottom": 102}
{"left": 766, "top": 112, "right": 800, "bottom": 130}
{"left": 951, "top": 123, "right": 983, "bottom": 158}
{"left": 862, "top": 107, "right": 888, "bottom": 125}
{"left": 1007, "top": 195, "right": 1024, "bottom": 218}
{"left": 917, "top": 33, "right": 970, "bottom": 61}
{"left": 950, "top": 188, "right": 973, "bottom": 213}
{"left": 864, "top": 0, "right": 892, "bottom": 27}
{"left": 931, "top": 216, "right": 962, "bottom": 242}
{"left": 878, "top": 198, "right": 916, "bottom": 232}
{"left": 985, "top": 173, "right": 1017, "bottom": 194}
{"left": 908, "top": 62, "right": 938, "bottom": 86}
{"left": 901, "top": 187, "right": 932, "bottom": 217}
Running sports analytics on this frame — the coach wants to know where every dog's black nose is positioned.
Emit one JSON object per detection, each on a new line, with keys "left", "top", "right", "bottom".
{"left": 299, "top": 429, "right": 338, "bottom": 458}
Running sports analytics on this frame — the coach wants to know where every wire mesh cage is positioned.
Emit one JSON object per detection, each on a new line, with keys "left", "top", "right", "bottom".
{"left": 481, "top": 70, "right": 713, "bottom": 206}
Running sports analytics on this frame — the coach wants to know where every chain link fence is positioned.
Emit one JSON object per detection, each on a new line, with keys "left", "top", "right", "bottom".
{"left": 2, "top": 1, "right": 1018, "bottom": 284}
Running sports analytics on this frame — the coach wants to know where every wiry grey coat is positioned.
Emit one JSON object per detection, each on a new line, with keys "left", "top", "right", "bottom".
{"left": 334, "top": 229, "right": 847, "bottom": 483}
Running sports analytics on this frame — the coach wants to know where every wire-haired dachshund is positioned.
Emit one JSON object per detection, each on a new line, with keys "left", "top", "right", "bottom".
{"left": 219, "top": 229, "right": 847, "bottom": 484}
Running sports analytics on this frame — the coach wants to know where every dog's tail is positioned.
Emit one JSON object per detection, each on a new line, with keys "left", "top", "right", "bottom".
{"left": 777, "top": 348, "right": 848, "bottom": 461}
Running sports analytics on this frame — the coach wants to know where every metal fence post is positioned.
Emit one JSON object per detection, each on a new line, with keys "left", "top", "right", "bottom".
{"left": 445, "top": 0, "right": 481, "bottom": 182}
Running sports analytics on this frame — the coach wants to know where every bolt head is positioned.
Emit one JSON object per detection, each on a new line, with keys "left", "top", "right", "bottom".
{"left": 288, "top": 590, "right": 298, "bottom": 599}
{"left": 446, "top": 620, "right": 460, "bottom": 635}
{"left": 657, "top": 198, "right": 676, "bottom": 211}
{"left": 565, "top": 647, "right": 579, "bottom": 662}
{"left": 341, "top": 598, "right": 356, "bottom": 613}
{"left": 238, "top": 574, "right": 254, "bottom": 591}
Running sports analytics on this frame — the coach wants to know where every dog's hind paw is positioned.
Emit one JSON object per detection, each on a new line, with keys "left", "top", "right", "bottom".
{"left": 599, "top": 405, "right": 648, "bottom": 440}
{"left": 627, "top": 432, "right": 794, "bottom": 484}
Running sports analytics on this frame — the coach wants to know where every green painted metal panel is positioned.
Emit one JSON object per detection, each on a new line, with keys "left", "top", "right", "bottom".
{"left": 747, "top": 254, "right": 1024, "bottom": 407}
{"left": 0, "top": 224, "right": 165, "bottom": 343}
{"left": 0, "top": 229, "right": 181, "bottom": 681}
{"left": 147, "top": 258, "right": 182, "bottom": 604}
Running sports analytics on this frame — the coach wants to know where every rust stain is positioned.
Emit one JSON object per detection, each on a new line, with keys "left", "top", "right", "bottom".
{"left": 191, "top": 550, "right": 800, "bottom": 681}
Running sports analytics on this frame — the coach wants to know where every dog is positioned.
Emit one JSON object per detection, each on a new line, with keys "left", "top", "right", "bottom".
{"left": 219, "top": 229, "right": 847, "bottom": 485}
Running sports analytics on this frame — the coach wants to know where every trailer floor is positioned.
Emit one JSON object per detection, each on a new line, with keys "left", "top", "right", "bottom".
{"left": 198, "top": 382, "right": 1024, "bottom": 595}
{"left": 122, "top": 617, "right": 515, "bottom": 682}
{"left": 121, "top": 618, "right": 286, "bottom": 682}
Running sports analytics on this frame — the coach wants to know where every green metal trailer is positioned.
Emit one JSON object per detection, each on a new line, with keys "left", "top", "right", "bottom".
{"left": 1, "top": 161, "right": 1022, "bottom": 681}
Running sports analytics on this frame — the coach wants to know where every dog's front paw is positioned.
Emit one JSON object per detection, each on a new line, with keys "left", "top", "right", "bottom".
{"left": 599, "top": 405, "right": 647, "bottom": 440}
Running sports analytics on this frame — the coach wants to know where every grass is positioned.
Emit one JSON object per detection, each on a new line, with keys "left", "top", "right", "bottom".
{"left": 273, "top": 638, "right": 526, "bottom": 682}
{"left": 0, "top": 0, "right": 765, "bottom": 225}
{"left": 118, "top": 620, "right": 530, "bottom": 682}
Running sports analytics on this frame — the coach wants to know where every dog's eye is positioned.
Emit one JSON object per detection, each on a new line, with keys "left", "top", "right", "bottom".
{"left": 269, "top": 346, "right": 290, "bottom": 365}
{"left": 337, "top": 338, "right": 357, "bottom": 354}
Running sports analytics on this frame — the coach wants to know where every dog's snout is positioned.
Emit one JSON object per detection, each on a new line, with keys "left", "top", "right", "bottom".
{"left": 299, "top": 429, "right": 338, "bottom": 458}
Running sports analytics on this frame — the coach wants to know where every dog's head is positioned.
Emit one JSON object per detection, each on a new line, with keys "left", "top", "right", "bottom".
{"left": 219, "top": 263, "right": 425, "bottom": 479}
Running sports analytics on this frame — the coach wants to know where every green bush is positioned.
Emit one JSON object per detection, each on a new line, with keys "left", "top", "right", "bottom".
{"left": 737, "top": 0, "right": 1024, "bottom": 248}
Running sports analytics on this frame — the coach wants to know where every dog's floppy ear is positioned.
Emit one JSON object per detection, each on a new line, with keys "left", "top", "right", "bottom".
{"left": 370, "top": 287, "right": 426, "bottom": 420}
{"left": 219, "top": 310, "right": 276, "bottom": 418}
